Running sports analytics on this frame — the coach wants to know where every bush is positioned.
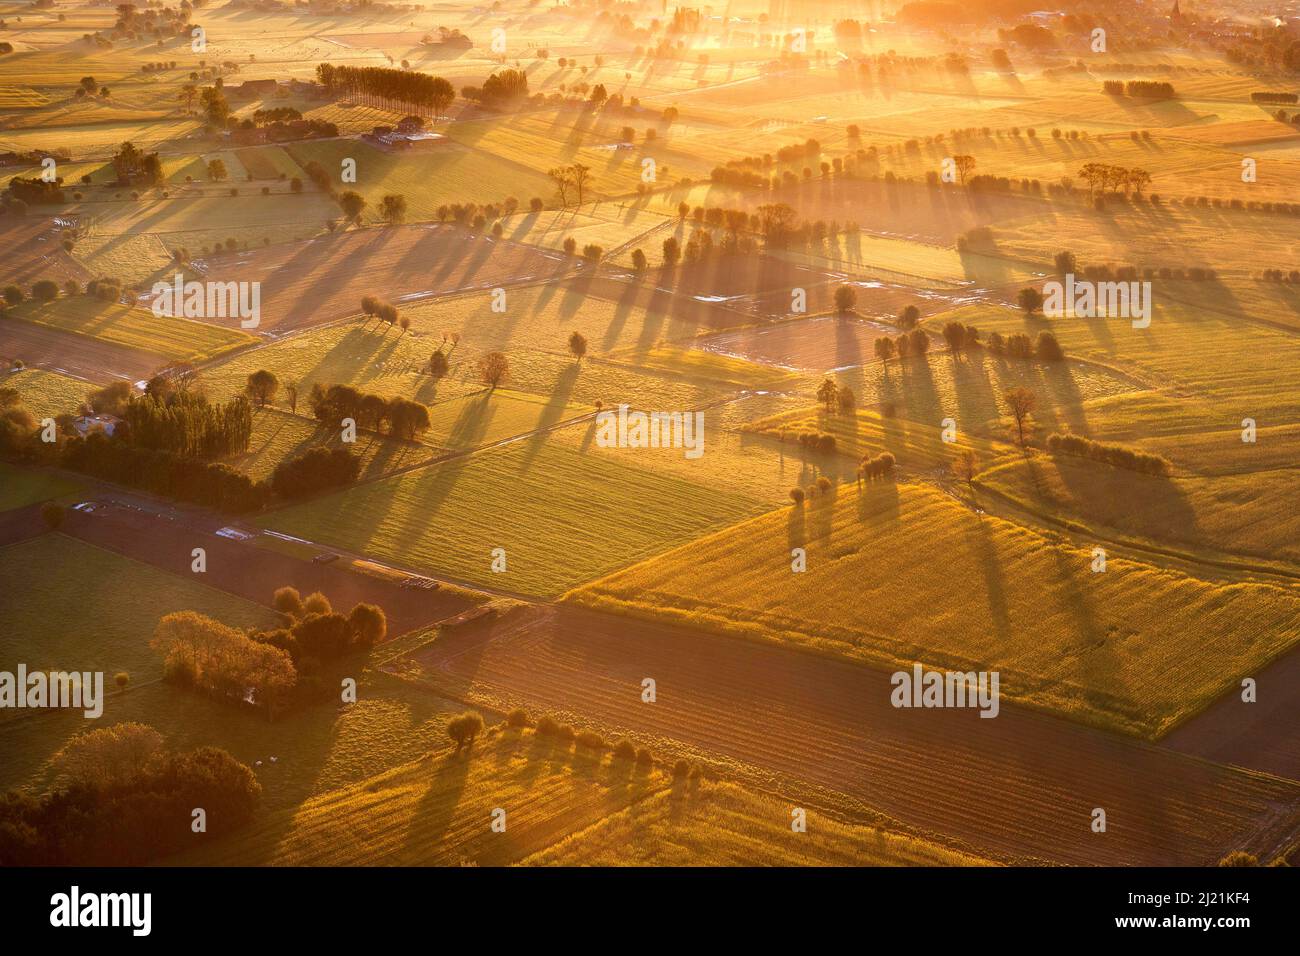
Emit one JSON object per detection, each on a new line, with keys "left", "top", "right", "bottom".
{"left": 447, "top": 711, "right": 485, "bottom": 751}
{"left": 1035, "top": 331, "right": 1065, "bottom": 361}
{"left": 671, "top": 759, "right": 691, "bottom": 778}
{"left": 506, "top": 708, "right": 530, "bottom": 729}
{"left": 635, "top": 747, "right": 654, "bottom": 767}
{"left": 31, "top": 279, "right": 59, "bottom": 303}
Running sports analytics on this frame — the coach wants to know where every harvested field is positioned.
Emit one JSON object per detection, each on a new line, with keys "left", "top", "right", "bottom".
{"left": 566, "top": 482, "right": 1300, "bottom": 738}
{"left": 399, "top": 604, "right": 1300, "bottom": 866}
{"left": 0, "top": 315, "right": 166, "bottom": 383}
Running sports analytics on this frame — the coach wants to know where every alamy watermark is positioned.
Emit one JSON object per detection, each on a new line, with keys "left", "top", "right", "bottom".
{"left": 890, "top": 664, "right": 1000, "bottom": 718}
{"left": 0, "top": 665, "right": 103, "bottom": 718}
{"left": 50, "top": 886, "right": 151, "bottom": 936}
{"left": 1042, "top": 274, "right": 1151, "bottom": 329}
{"left": 595, "top": 404, "right": 704, "bottom": 459}
{"left": 150, "top": 273, "right": 261, "bottom": 329}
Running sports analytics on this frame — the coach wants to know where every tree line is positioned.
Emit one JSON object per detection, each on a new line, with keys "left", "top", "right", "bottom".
{"left": 0, "top": 724, "right": 259, "bottom": 866}
{"left": 1046, "top": 433, "right": 1171, "bottom": 476}
{"left": 316, "top": 63, "right": 455, "bottom": 117}
{"left": 309, "top": 382, "right": 432, "bottom": 441}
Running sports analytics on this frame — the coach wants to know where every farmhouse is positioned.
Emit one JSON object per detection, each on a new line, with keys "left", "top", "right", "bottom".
{"left": 70, "top": 413, "right": 121, "bottom": 438}
{"left": 228, "top": 78, "right": 280, "bottom": 100}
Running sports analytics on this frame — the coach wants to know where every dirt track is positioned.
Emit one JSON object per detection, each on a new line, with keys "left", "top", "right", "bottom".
{"left": 410, "top": 605, "right": 1300, "bottom": 867}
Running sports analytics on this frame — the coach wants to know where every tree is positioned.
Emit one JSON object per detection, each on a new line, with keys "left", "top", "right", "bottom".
{"left": 200, "top": 86, "right": 229, "bottom": 126}
{"left": 31, "top": 279, "right": 59, "bottom": 303}
{"left": 568, "top": 330, "right": 587, "bottom": 363}
{"left": 347, "top": 603, "right": 387, "bottom": 647}
{"left": 1036, "top": 330, "right": 1065, "bottom": 361}
{"left": 206, "top": 158, "right": 227, "bottom": 182}
{"left": 337, "top": 190, "right": 366, "bottom": 224}
{"left": 952, "top": 449, "right": 978, "bottom": 489}
{"left": 569, "top": 162, "right": 591, "bottom": 204}
{"left": 50, "top": 722, "right": 165, "bottom": 789}
{"left": 284, "top": 380, "right": 299, "bottom": 414}
{"left": 2, "top": 285, "right": 23, "bottom": 306}
{"left": 899, "top": 304, "right": 920, "bottom": 330}
{"left": 273, "top": 586, "right": 305, "bottom": 620}
{"left": 662, "top": 236, "right": 680, "bottom": 266}
{"left": 548, "top": 166, "right": 572, "bottom": 205}
{"left": 478, "top": 351, "right": 509, "bottom": 389}
{"left": 429, "top": 349, "right": 449, "bottom": 379}
{"left": 245, "top": 369, "right": 279, "bottom": 408}
{"left": 833, "top": 284, "right": 858, "bottom": 314}
{"left": 1054, "top": 250, "right": 1076, "bottom": 275}
{"left": 1004, "top": 387, "right": 1037, "bottom": 446}
{"left": 816, "top": 377, "right": 839, "bottom": 411}
{"left": 379, "top": 193, "right": 407, "bottom": 224}
{"left": 115, "top": 671, "right": 130, "bottom": 692}
{"left": 631, "top": 248, "right": 647, "bottom": 272}
{"left": 1018, "top": 287, "right": 1044, "bottom": 315}
{"left": 447, "top": 711, "right": 485, "bottom": 752}
{"left": 953, "top": 154, "right": 976, "bottom": 184}
{"left": 873, "top": 336, "right": 896, "bottom": 364}
{"left": 942, "top": 321, "right": 966, "bottom": 354}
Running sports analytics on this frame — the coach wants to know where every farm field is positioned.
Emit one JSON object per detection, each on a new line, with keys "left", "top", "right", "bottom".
{"left": 259, "top": 438, "right": 766, "bottom": 597}
{"left": 524, "top": 779, "right": 992, "bottom": 867}
{"left": 0, "top": 367, "right": 94, "bottom": 420}
{"left": 0, "top": 462, "right": 81, "bottom": 512}
{"left": 6, "top": 297, "right": 256, "bottom": 364}
{"left": 567, "top": 481, "right": 1300, "bottom": 738}
{"left": 398, "top": 605, "right": 1300, "bottom": 866}
{"left": 2, "top": 0, "right": 1298, "bottom": 884}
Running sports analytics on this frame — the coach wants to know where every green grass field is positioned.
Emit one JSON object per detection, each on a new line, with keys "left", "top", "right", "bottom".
{"left": 0, "top": 368, "right": 93, "bottom": 420}
{"left": 259, "top": 438, "right": 766, "bottom": 597}
{"left": 0, "top": 463, "right": 82, "bottom": 512}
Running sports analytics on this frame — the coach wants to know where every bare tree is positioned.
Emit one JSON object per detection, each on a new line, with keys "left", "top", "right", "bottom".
{"left": 952, "top": 449, "right": 978, "bottom": 489}
{"left": 548, "top": 166, "right": 572, "bottom": 206}
{"left": 478, "top": 351, "right": 509, "bottom": 389}
{"left": 1004, "top": 387, "right": 1037, "bottom": 446}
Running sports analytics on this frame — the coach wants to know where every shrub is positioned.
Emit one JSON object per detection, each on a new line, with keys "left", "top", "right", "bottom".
{"left": 31, "top": 279, "right": 59, "bottom": 303}
{"left": 672, "top": 759, "right": 691, "bottom": 778}
{"left": 447, "top": 711, "right": 485, "bottom": 751}
{"left": 506, "top": 708, "right": 530, "bottom": 729}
